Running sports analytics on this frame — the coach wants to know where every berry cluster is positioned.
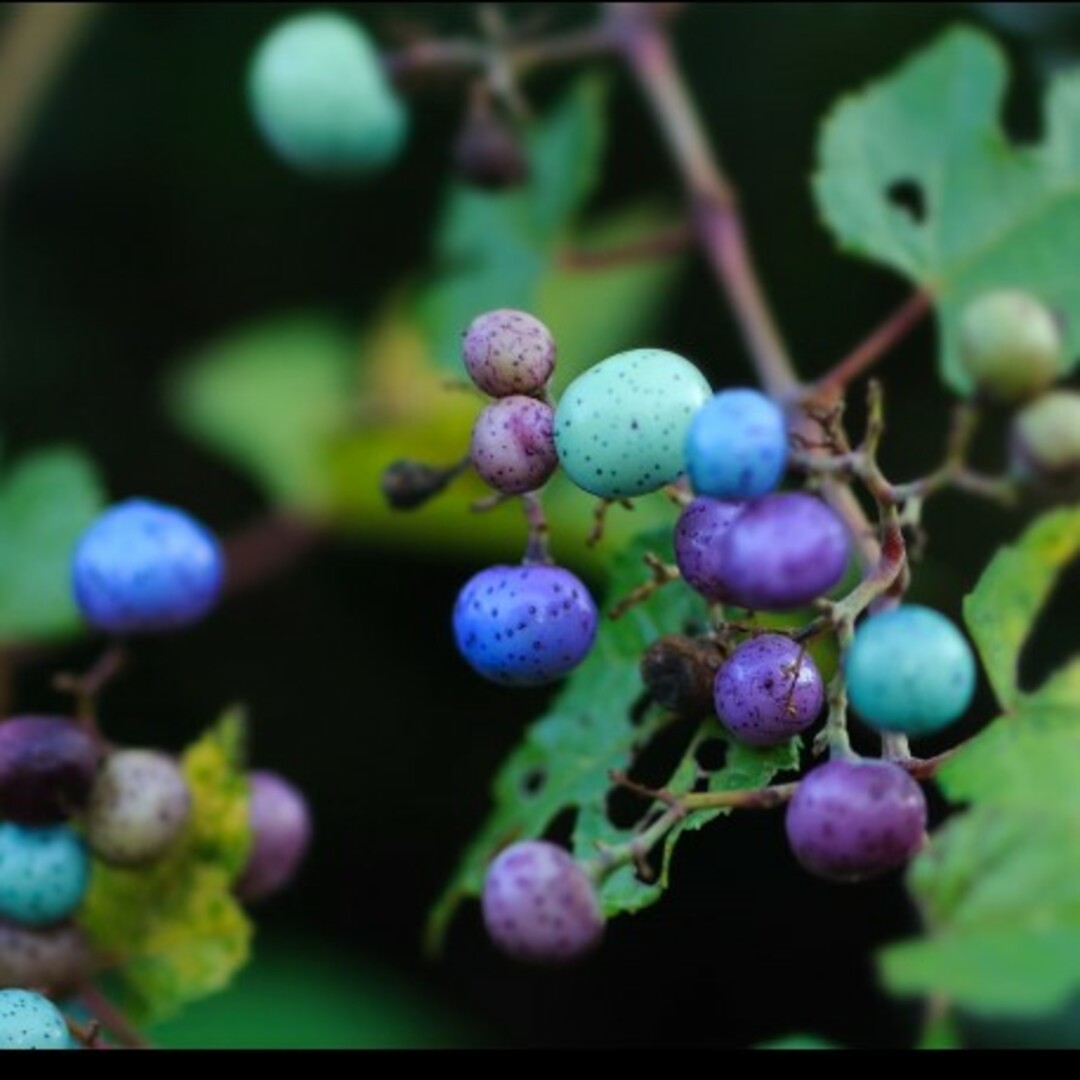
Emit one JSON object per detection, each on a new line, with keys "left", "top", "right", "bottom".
{"left": 0, "top": 499, "right": 311, "bottom": 1049}
{"left": 384, "top": 303, "right": 1000, "bottom": 969}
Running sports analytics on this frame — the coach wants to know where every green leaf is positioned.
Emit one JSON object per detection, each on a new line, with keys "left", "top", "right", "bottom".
{"left": 0, "top": 446, "right": 105, "bottom": 645}
{"left": 881, "top": 806, "right": 1080, "bottom": 1015}
{"left": 81, "top": 710, "right": 254, "bottom": 1025}
{"left": 814, "top": 25, "right": 1080, "bottom": 392}
{"left": 418, "top": 76, "right": 608, "bottom": 371}
{"left": 425, "top": 529, "right": 799, "bottom": 949}
{"left": 962, "top": 505, "right": 1080, "bottom": 711}
{"left": 167, "top": 315, "right": 357, "bottom": 512}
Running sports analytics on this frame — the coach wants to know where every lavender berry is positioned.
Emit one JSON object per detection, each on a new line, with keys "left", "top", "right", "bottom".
{"left": 481, "top": 840, "right": 604, "bottom": 965}
{"left": 462, "top": 309, "right": 556, "bottom": 398}
{"left": 470, "top": 396, "right": 558, "bottom": 495}
{"left": 236, "top": 770, "right": 313, "bottom": 904}
{"left": 673, "top": 497, "right": 745, "bottom": 603}
{"left": 0, "top": 919, "right": 97, "bottom": 995}
{"left": 714, "top": 635, "right": 824, "bottom": 747}
{"left": 785, "top": 759, "right": 927, "bottom": 882}
{"left": 72, "top": 498, "right": 225, "bottom": 634}
{"left": 719, "top": 492, "right": 851, "bottom": 610}
{"left": 453, "top": 564, "right": 598, "bottom": 686}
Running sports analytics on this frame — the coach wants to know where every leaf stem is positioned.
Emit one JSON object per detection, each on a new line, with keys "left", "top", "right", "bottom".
{"left": 78, "top": 983, "right": 152, "bottom": 1050}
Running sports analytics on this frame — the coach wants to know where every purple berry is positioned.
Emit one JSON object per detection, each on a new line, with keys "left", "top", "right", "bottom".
{"left": 481, "top": 840, "right": 604, "bottom": 965}
{"left": 719, "top": 492, "right": 851, "bottom": 610}
{"left": 673, "top": 497, "right": 745, "bottom": 602}
{"left": 452, "top": 564, "right": 598, "bottom": 687}
{"left": 462, "top": 309, "right": 556, "bottom": 398}
{"left": 236, "top": 770, "right": 313, "bottom": 904}
{"left": 714, "top": 635, "right": 824, "bottom": 747}
{"left": 470, "top": 396, "right": 558, "bottom": 495}
{"left": 0, "top": 919, "right": 97, "bottom": 996}
{"left": 785, "top": 758, "right": 927, "bottom": 882}
{"left": 0, "top": 717, "right": 99, "bottom": 825}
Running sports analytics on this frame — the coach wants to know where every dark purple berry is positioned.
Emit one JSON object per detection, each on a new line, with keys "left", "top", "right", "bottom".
{"left": 470, "top": 396, "right": 558, "bottom": 495}
{"left": 714, "top": 635, "right": 824, "bottom": 747}
{"left": 640, "top": 635, "right": 723, "bottom": 719}
{"left": 673, "top": 497, "right": 745, "bottom": 602}
{"left": 481, "top": 840, "right": 604, "bottom": 965}
{"left": 453, "top": 564, "right": 598, "bottom": 687}
{"left": 0, "top": 717, "right": 99, "bottom": 825}
{"left": 452, "top": 103, "right": 529, "bottom": 191}
{"left": 719, "top": 492, "right": 851, "bottom": 610}
{"left": 785, "top": 758, "right": 927, "bottom": 882}
{"left": 462, "top": 310, "right": 556, "bottom": 398}
{"left": 236, "top": 770, "right": 313, "bottom": 904}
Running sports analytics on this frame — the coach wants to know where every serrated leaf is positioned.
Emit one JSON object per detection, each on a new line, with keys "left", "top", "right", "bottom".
{"left": 962, "top": 505, "right": 1080, "bottom": 710}
{"left": 81, "top": 710, "right": 254, "bottom": 1025}
{"left": 0, "top": 446, "right": 105, "bottom": 644}
{"left": 814, "top": 25, "right": 1080, "bottom": 392}
{"left": 881, "top": 806, "right": 1080, "bottom": 1015}
{"left": 425, "top": 528, "right": 799, "bottom": 948}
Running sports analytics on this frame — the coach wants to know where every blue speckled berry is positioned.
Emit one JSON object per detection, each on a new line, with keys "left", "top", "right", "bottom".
{"left": 470, "top": 396, "right": 558, "bottom": 495}
{"left": 685, "top": 388, "right": 788, "bottom": 499}
{"left": 248, "top": 11, "right": 408, "bottom": 176}
{"left": 482, "top": 840, "right": 604, "bottom": 965}
{"left": 0, "top": 989, "right": 71, "bottom": 1050}
{"left": 554, "top": 349, "right": 712, "bottom": 499}
{"left": 673, "top": 497, "right": 745, "bottom": 603}
{"left": 785, "top": 759, "right": 927, "bottom": 882}
{"left": 72, "top": 498, "right": 225, "bottom": 634}
{"left": 0, "top": 825, "right": 90, "bottom": 928}
{"left": 714, "top": 635, "right": 824, "bottom": 747}
{"left": 719, "top": 492, "right": 851, "bottom": 611}
{"left": 453, "top": 565, "right": 598, "bottom": 686}
{"left": 844, "top": 605, "right": 976, "bottom": 737}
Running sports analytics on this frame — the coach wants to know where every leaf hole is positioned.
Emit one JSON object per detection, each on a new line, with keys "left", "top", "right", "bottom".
{"left": 541, "top": 807, "right": 577, "bottom": 848}
{"left": 604, "top": 719, "right": 697, "bottom": 829}
{"left": 520, "top": 768, "right": 546, "bottom": 798}
{"left": 629, "top": 689, "right": 652, "bottom": 727}
{"left": 694, "top": 738, "right": 727, "bottom": 773}
{"left": 886, "top": 178, "right": 926, "bottom": 223}
{"left": 1017, "top": 554, "right": 1080, "bottom": 693}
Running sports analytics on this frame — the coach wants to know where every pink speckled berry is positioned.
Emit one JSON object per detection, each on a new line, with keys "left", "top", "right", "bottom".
{"left": 714, "top": 634, "right": 824, "bottom": 747}
{"left": 785, "top": 758, "right": 927, "bottom": 882}
{"left": 470, "top": 396, "right": 558, "bottom": 495}
{"left": 236, "top": 770, "right": 313, "bottom": 904}
{"left": 673, "top": 497, "right": 745, "bottom": 602}
{"left": 462, "top": 309, "right": 556, "bottom": 398}
{"left": 481, "top": 840, "right": 604, "bottom": 965}
{"left": 453, "top": 564, "right": 598, "bottom": 686}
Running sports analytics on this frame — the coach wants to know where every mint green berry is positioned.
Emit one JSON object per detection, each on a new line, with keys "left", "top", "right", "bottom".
{"left": 1010, "top": 389, "right": 1080, "bottom": 485}
{"left": 248, "top": 11, "right": 408, "bottom": 176}
{"left": 554, "top": 349, "right": 712, "bottom": 499}
{"left": 958, "top": 290, "right": 1064, "bottom": 401}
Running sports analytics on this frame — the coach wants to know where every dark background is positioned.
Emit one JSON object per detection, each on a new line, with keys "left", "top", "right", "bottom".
{"left": 2, "top": 1, "right": 1079, "bottom": 1049}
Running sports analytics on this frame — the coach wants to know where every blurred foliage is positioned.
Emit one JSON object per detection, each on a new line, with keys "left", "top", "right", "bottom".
{"left": 82, "top": 711, "right": 253, "bottom": 1025}
{"left": 815, "top": 26, "right": 1080, "bottom": 394}
{"left": 0, "top": 446, "right": 103, "bottom": 645}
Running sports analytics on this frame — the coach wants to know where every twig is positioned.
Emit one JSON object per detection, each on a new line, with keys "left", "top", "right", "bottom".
{"left": 78, "top": 983, "right": 151, "bottom": 1050}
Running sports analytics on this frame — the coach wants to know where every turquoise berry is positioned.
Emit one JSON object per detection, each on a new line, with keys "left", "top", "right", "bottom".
{"left": 844, "top": 605, "right": 977, "bottom": 737}
{"left": 248, "top": 11, "right": 408, "bottom": 176}
{"left": 0, "top": 989, "right": 71, "bottom": 1050}
{"left": 553, "top": 349, "right": 712, "bottom": 499}
{"left": 684, "top": 388, "right": 788, "bottom": 499}
{"left": 0, "top": 824, "right": 90, "bottom": 928}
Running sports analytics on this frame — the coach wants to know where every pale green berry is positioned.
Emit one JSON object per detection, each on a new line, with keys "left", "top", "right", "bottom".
{"left": 554, "top": 349, "right": 712, "bottom": 499}
{"left": 1010, "top": 390, "right": 1080, "bottom": 485}
{"left": 958, "top": 290, "right": 1063, "bottom": 401}
{"left": 248, "top": 11, "right": 408, "bottom": 177}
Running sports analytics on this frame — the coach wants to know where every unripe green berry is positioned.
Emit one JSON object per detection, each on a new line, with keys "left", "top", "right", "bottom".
{"left": 957, "top": 289, "right": 1063, "bottom": 401}
{"left": 1010, "top": 390, "right": 1080, "bottom": 488}
{"left": 248, "top": 11, "right": 408, "bottom": 177}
